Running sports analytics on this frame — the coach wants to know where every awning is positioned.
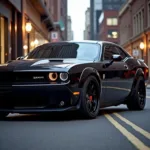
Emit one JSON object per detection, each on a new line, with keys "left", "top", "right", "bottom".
{"left": 53, "top": 19, "right": 65, "bottom": 31}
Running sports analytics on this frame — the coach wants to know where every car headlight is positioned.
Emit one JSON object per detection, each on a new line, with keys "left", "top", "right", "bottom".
{"left": 60, "top": 73, "right": 68, "bottom": 81}
{"left": 49, "top": 73, "right": 58, "bottom": 81}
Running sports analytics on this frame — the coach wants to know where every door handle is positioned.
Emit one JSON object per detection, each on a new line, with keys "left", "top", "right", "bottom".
{"left": 124, "top": 65, "right": 128, "bottom": 69}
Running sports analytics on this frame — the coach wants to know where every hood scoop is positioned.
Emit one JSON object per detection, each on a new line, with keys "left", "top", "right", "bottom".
{"left": 31, "top": 59, "right": 64, "bottom": 67}
{"left": 31, "top": 60, "right": 50, "bottom": 66}
{"left": 49, "top": 59, "right": 64, "bottom": 62}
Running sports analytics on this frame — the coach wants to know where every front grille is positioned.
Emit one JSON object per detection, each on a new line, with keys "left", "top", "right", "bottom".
{"left": 0, "top": 72, "right": 12, "bottom": 94}
{"left": 0, "top": 72, "right": 13, "bottom": 83}
{"left": 0, "top": 84, "right": 12, "bottom": 94}
{"left": 14, "top": 72, "right": 49, "bottom": 84}
{"left": 0, "top": 71, "right": 50, "bottom": 85}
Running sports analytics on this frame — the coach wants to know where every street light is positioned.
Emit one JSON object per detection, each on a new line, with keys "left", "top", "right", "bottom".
{"left": 25, "top": 22, "right": 32, "bottom": 33}
{"left": 139, "top": 42, "right": 144, "bottom": 59}
{"left": 140, "top": 42, "right": 144, "bottom": 50}
{"left": 34, "top": 39, "right": 39, "bottom": 45}
{"left": 25, "top": 21, "right": 32, "bottom": 53}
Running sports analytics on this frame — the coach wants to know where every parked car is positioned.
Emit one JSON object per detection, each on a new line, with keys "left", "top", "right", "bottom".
{"left": 0, "top": 41, "right": 149, "bottom": 119}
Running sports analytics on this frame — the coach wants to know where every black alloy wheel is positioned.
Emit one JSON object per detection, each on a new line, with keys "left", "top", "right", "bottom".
{"left": 127, "top": 76, "right": 146, "bottom": 110}
{"left": 86, "top": 80, "right": 99, "bottom": 113}
{"left": 79, "top": 76, "right": 100, "bottom": 119}
{"left": 138, "top": 82, "right": 146, "bottom": 108}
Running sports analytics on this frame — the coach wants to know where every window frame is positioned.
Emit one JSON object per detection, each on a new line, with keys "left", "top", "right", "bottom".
{"left": 106, "top": 17, "right": 118, "bottom": 26}
{"left": 148, "top": 1, "right": 150, "bottom": 27}
{"left": 133, "top": 7, "right": 145, "bottom": 36}
{"left": 107, "top": 29, "right": 118, "bottom": 39}
{"left": 114, "top": 45, "right": 128, "bottom": 60}
{"left": 102, "top": 44, "right": 120, "bottom": 61}
{"left": 102, "top": 43, "right": 129, "bottom": 61}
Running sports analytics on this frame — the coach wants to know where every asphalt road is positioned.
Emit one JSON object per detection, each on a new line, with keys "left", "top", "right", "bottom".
{"left": 0, "top": 89, "right": 150, "bottom": 150}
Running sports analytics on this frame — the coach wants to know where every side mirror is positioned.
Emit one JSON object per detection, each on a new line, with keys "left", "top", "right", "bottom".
{"left": 103, "top": 54, "right": 122, "bottom": 68}
{"left": 16, "top": 56, "right": 24, "bottom": 60}
{"left": 112, "top": 54, "right": 122, "bottom": 61}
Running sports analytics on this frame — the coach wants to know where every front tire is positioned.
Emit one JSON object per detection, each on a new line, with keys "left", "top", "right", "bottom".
{"left": 127, "top": 76, "right": 146, "bottom": 110}
{"left": 79, "top": 76, "right": 100, "bottom": 119}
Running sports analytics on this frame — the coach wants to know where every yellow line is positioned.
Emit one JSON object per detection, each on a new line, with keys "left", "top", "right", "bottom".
{"left": 114, "top": 113, "right": 150, "bottom": 140}
{"left": 104, "top": 114, "right": 150, "bottom": 150}
{"left": 146, "top": 96, "right": 150, "bottom": 99}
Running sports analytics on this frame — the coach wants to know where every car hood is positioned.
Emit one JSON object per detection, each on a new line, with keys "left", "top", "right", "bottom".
{"left": 0, "top": 59, "right": 91, "bottom": 71}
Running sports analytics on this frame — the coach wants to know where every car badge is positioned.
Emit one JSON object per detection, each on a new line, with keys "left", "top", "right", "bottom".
{"left": 33, "top": 76, "right": 44, "bottom": 79}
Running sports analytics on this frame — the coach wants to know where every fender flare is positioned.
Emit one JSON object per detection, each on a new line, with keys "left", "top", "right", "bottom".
{"left": 79, "top": 67, "right": 101, "bottom": 88}
{"left": 131, "top": 68, "right": 144, "bottom": 89}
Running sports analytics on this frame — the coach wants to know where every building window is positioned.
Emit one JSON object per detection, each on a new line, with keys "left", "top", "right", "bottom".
{"left": 133, "top": 16, "right": 136, "bottom": 36}
{"left": 107, "top": 30, "right": 118, "bottom": 38}
{"left": 133, "top": 8, "right": 145, "bottom": 36}
{"left": 136, "top": 14, "right": 138, "bottom": 34}
{"left": 106, "top": 18, "right": 118, "bottom": 26}
{"left": 139, "top": 12, "right": 141, "bottom": 32}
{"left": 44, "top": 0, "right": 47, "bottom": 6}
{"left": 148, "top": 2, "right": 150, "bottom": 27}
{"left": 142, "top": 8, "right": 144, "bottom": 30}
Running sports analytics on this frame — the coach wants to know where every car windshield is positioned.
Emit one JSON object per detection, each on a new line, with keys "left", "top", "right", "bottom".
{"left": 25, "top": 42, "right": 100, "bottom": 61}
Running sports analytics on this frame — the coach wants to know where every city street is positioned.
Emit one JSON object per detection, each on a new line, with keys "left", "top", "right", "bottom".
{"left": 0, "top": 89, "right": 150, "bottom": 150}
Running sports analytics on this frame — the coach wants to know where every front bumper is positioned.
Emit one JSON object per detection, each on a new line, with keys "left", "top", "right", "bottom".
{"left": 0, "top": 83, "right": 82, "bottom": 113}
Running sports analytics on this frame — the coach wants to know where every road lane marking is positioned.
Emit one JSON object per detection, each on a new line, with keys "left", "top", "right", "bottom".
{"left": 104, "top": 113, "right": 150, "bottom": 150}
{"left": 146, "top": 96, "right": 150, "bottom": 99}
{"left": 114, "top": 113, "right": 150, "bottom": 140}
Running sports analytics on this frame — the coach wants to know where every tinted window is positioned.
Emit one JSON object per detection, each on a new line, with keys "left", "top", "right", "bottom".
{"left": 25, "top": 42, "right": 100, "bottom": 61}
{"left": 115, "top": 46, "right": 127, "bottom": 59}
{"left": 103, "top": 44, "right": 119, "bottom": 60}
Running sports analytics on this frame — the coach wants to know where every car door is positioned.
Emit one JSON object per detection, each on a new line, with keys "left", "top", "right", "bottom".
{"left": 101, "top": 43, "right": 131, "bottom": 107}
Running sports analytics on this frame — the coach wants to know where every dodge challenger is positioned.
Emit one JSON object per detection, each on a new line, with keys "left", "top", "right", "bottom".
{"left": 0, "top": 41, "right": 149, "bottom": 119}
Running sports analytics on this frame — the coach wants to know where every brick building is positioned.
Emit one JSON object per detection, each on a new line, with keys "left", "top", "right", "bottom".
{"left": 119, "top": 0, "right": 150, "bottom": 72}
{"left": 50, "top": 0, "right": 68, "bottom": 42}
{"left": 84, "top": 7, "right": 91, "bottom": 40}
{"left": 98, "top": 0, "right": 127, "bottom": 43}
{"left": 99, "top": 10, "right": 119, "bottom": 44}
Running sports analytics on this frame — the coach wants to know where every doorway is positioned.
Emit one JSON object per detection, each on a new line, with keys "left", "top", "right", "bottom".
{"left": 0, "top": 15, "right": 6, "bottom": 64}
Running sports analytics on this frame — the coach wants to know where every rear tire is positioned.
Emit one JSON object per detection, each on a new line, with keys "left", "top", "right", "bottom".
{"left": 127, "top": 76, "right": 146, "bottom": 110}
{"left": 79, "top": 76, "right": 100, "bottom": 119}
{"left": 0, "top": 113, "right": 8, "bottom": 120}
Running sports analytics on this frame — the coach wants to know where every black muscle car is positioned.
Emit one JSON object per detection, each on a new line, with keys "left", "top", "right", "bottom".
{"left": 0, "top": 41, "right": 149, "bottom": 119}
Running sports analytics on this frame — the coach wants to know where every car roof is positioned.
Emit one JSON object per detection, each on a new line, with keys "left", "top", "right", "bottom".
{"left": 43, "top": 40, "right": 118, "bottom": 46}
{"left": 67, "top": 40, "right": 118, "bottom": 45}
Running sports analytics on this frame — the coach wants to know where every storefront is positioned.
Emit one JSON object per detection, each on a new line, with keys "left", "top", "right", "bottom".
{"left": 0, "top": 0, "right": 23, "bottom": 63}
{"left": 23, "top": 21, "right": 49, "bottom": 55}
{"left": 0, "top": 0, "right": 53, "bottom": 62}
{"left": 0, "top": 16, "right": 6, "bottom": 64}
{"left": 22, "top": 0, "right": 53, "bottom": 56}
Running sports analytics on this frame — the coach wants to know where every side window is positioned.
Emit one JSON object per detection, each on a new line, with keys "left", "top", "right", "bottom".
{"left": 115, "top": 46, "right": 127, "bottom": 59}
{"left": 103, "top": 44, "right": 119, "bottom": 60}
